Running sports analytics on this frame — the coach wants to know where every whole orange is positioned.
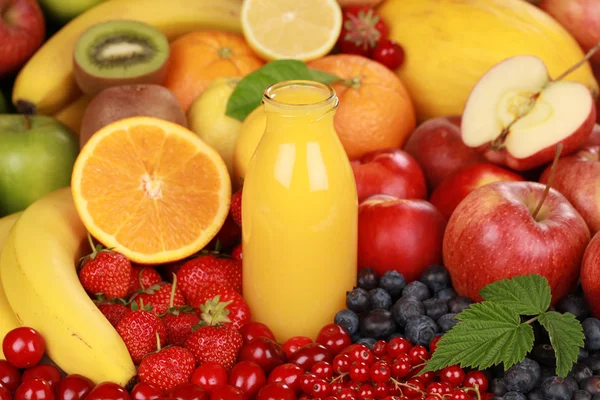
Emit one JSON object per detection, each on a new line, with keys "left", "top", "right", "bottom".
{"left": 308, "top": 55, "right": 416, "bottom": 160}
{"left": 163, "top": 31, "right": 264, "bottom": 111}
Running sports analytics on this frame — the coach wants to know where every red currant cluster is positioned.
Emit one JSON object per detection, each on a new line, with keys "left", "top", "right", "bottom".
{"left": 267, "top": 337, "right": 493, "bottom": 400}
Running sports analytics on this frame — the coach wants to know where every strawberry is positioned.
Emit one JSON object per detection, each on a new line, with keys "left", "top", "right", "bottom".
{"left": 338, "top": 6, "right": 388, "bottom": 56}
{"left": 128, "top": 266, "right": 163, "bottom": 295}
{"left": 98, "top": 303, "right": 131, "bottom": 327}
{"left": 230, "top": 189, "right": 242, "bottom": 227}
{"left": 231, "top": 244, "right": 242, "bottom": 263}
{"left": 192, "top": 284, "right": 251, "bottom": 330}
{"left": 184, "top": 324, "right": 243, "bottom": 372}
{"left": 176, "top": 255, "right": 242, "bottom": 301}
{"left": 132, "top": 280, "right": 186, "bottom": 315}
{"left": 78, "top": 235, "right": 131, "bottom": 298}
{"left": 162, "top": 307, "right": 200, "bottom": 346}
{"left": 116, "top": 308, "right": 167, "bottom": 364}
{"left": 138, "top": 346, "right": 196, "bottom": 392}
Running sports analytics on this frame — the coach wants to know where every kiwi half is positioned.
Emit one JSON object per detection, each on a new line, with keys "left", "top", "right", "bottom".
{"left": 73, "top": 20, "right": 170, "bottom": 94}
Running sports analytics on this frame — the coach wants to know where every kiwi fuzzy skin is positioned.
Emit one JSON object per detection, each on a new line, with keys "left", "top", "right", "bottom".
{"left": 79, "top": 84, "right": 188, "bottom": 148}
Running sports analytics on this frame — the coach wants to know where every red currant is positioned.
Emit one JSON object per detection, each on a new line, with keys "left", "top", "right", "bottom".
{"left": 256, "top": 382, "right": 295, "bottom": 400}
{"left": 87, "top": 382, "right": 130, "bottom": 400}
{"left": 167, "top": 382, "right": 208, "bottom": 400}
{"left": 299, "top": 373, "right": 317, "bottom": 389}
{"left": 373, "top": 340, "right": 387, "bottom": 357}
{"left": 331, "top": 382, "right": 344, "bottom": 395}
{"left": 441, "top": 365, "right": 465, "bottom": 387}
{"left": 281, "top": 336, "right": 313, "bottom": 359}
{"left": 304, "top": 378, "right": 331, "bottom": 398}
{"left": 209, "top": 385, "right": 244, "bottom": 400}
{"left": 358, "top": 383, "right": 375, "bottom": 399}
{"left": 419, "top": 371, "right": 436, "bottom": 386}
{"left": 346, "top": 344, "right": 374, "bottom": 365}
{"left": 408, "top": 346, "right": 430, "bottom": 365}
{"left": 333, "top": 353, "right": 352, "bottom": 374}
{"left": 429, "top": 336, "right": 441, "bottom": 354}
{"left": 349, "top": 362, "right": 370, "bottom": 383}
{"left": 387, "top": 337, "right": 412, "bottom": 358}
{"left": 15, "top": 378, "right": 55, "bottom": 400}
{"left": 316, "top": 324, "right": 351, "bottom": 355}
{"left": 228, "top": 361, "right": 267, "bottom": 399}
{"left": 370, "top": 360, "right": 392, "bottom": 384}
{"left": 130, "top": 382, "right": 164, "bottom": 400}
{"left": 191, "top": 361, "right": 227, "bottom": 393}
{"left": 425, "top": 396, "right": 439, "bottom": 400}
{"left": 3, "top": 328, "right": 45, "bottom": 369}
{"left": 267, "top": 364, "right": 304, "bottom": 394}
{"left": 404, "top": 378, "right": 425, "bottom": 398}
{"left": 0, "top": 360, "right": 21, "bottom": 392}
{"left": 452, "top": 389, "right": 469, "bottom": 400}
{"left": 374, "top": 382, "right": 390, "bottom": 398}
{"left": 464, "top": 371, "right": 488, "bottom": 392}
{"left": 238, "top": 322, "right": 276, "bottom": 344}
{"left": 288, "top": 343, "right": 332, "bottom": 372}
{"left": 427, "top": 382, "right": 453, "bottom": 396}
{"left": 391, "top": 356, "right": 411, "bottom": 378}
{"left": 311, "top": 361, "right": 333, "bottom": 380}
{"left": 22, "top": 364, "right": 62, "bottom": 390}
{"left": 371, "top": 39, "right": 405, "bottom": 70}
{"left": 0, "top": 382, "right": 10, "bottom": 400}
{"left": 338, "top": 388, "right": 358, "bottom": 399}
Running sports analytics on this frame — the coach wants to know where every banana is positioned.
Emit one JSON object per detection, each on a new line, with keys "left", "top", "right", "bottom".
{"left": 12, "top": 0, "right": 243, "bottom": 115}
{"left": 0, "top": 212, "right": 22, "bottom": 360}
{"left": 0, "top": 188, "right": 136, "bottom": 385}
{"left": 52, "top": 94, "right": 94, "bottom": 137}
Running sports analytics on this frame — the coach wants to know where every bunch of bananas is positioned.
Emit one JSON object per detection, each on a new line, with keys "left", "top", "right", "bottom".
{"left": 11, "top": 0, "right": 244, "bottom": 134}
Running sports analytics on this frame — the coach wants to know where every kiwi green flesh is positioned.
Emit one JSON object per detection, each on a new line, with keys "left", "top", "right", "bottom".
{"left": 73, "top": 20, "right": 170, "bottom": 94}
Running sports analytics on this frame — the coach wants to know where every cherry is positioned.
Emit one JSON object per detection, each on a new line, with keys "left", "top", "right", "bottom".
{"left": 311, "top": 361, "right": 333, "bottom": 380}
{"left": 228, "top": 361, "right": 266, "bottom": 398}
{"left": 237, "top": 338, "right": 286, "bottom": 373}
{"left": 15, "top": 378, "right": 55, "bottom": 400}
{"left": 0, "top": 382, "right": 11, "bottom": 400}
{"left": 464, "top": 371, "right": 488, "bottom": 392}
{"left": 316, "top": 324, "right": 351, "bottom": 355}
{"left": 208, "top": 385, "right": 244, "bottom": 400}
{"left": 131, "top": 382, "right": 165, "bottom": 400}
{"left": 0, "top": 360, "right": 21, "bottom": 392}
{"left": 441, "top": 365, "right": 465, "bottom": 387}
{"left": 22, "top": 364, "right": 62, "bottom": 390}
{"left": 57, "top": 374, "right": 95, "bottom": 400}
{"left": 371, "top": 39, "right": 405, "bottom": 70}
{"left": 3, "top": 328, "right": 45, "bottom": 369}
{"left": 267, "top": 364, "right": 303, "bottom": 394}
{"left": 238, "top": 323, "right": 276, "bottom": 344}
{"left": 86, "top": 382, "right": 131, "bottom": 400}
{"left": 370, "top": 360, "right": 391, "bottom": 383}
{"left": 281, "top": 337, "right": 312, "bottom": 360}
{"left": 191, "top": 362, "right": 228, "bottom": 394}
{"left": 287, "top": 343, "right": 332, "bottom": 372}
{"left": 168, "top": 383, "right": 208, "bottom": 400}
{"left": 256, "top": 382, "right": 295, "bottom": 400}
{"left": 387, "top": 337, "right": 412, "bottom": 358}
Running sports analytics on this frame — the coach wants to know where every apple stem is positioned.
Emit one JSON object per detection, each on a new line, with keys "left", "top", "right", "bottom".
{"left": 531, "top": 143, "right": 563, "bottom": 220}
{"left": 554, "top": 42, "right": 600, "bottom": 82}
{"left": 23, "top": 114, "right": 31, "bottom": 131}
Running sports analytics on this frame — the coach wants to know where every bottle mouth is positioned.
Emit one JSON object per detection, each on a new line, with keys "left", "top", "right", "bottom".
{"left": 263, "top": 80, "right": 338, "bottom": 109}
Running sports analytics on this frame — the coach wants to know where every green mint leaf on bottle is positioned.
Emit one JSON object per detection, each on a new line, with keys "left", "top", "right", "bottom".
{"left": 225, "top": 60, "right": 340, "bottom": 122}
{"left": 421, "top": 274, "right": 584, "bottom": 378}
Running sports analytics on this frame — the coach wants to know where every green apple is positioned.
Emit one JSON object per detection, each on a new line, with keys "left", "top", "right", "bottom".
{"left": 38, "top": 0, "right": 106, "bottom": 23}
{"left": 0, "top": 115, "right": 79, "bottom": 217}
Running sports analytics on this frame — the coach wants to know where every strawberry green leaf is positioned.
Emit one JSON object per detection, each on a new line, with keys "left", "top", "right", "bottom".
{"left": 538, "top": 311, "right": 584, "bottom": 378}
{"left": 479, "top": 274, "right": 551, "bottom": 316}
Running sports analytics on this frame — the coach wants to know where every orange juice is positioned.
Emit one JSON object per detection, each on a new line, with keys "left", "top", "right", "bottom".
{"left": 241, "top": 80, "right": 358, "bottom": 342}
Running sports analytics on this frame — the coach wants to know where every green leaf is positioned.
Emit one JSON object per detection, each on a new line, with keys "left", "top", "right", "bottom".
{"left": 538, "top": 311, "right": 585, "bottom": 378}
{"left": 225, "top": 59, "right": 341, "bottom": 121}
{"left": 421, "top": 302, "right": 534, "bottom": 373}
{"left": 479, "top": 274, "right": 551, "bottom": 316}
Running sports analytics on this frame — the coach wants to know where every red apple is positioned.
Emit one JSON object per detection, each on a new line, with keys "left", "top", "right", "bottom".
{"left": 539, "top": 0, "right": 600, "bottom": 65}
{"left": 357, "top": 195, "right": 447, "bottom": 282}
{"left": 586, "top": 124, "right": 600, "bottom": 146}
{"left": 539, "top": 145, "right": 600, "bottom": 235}
{"left": 0, "top": 0, "right": 45, "bottom": 77}
{"left": 444, "top": 181, "right": 590, "bottom": 304}
{"left": 461, "top": 55, "right": 596, "bottom": 171}
{"left": 403, "top": 116, "right": 486, "bottom": 190}
{"left": 429, "top": 163, "right": 524, "bottom": 220}
{"left": 352, "top": 148, "right": 427, "bottom": 203}
{"left": 582, "top": 231, "right": 600, "bottom": 318}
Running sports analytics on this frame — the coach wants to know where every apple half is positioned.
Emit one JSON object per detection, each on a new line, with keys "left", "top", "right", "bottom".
{"left": 461, "top": 55, "right": 597, "bottom": 171}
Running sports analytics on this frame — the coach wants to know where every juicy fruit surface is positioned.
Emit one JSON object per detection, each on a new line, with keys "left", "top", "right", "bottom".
{"left": 73, "top": 20, "right": 170, "bottom": 94}
{"left": 70, "top": 117, "right": 231, "bottom": 264}
{"left": 241, "top": 0, "right": 342, "bottom": 61}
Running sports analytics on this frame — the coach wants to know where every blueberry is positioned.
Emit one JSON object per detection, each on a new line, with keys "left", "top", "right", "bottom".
{"left": 579, "top": 348, "right": 590, "bottom": 362}
{"left": 519, "top": 358, "right": 542, "bottom": 382}
{"left": 334, "top": 309, "right": 360, "bottom": 336}
{"left": 448, "top": 296, "right": 473, "bottom": 314}
{"left": 505, "top": 391, "right": 528, "bottom": 400}
{"left": 437, "top": 313, "right": 458, "bottom": 333}
{"left": 358, "top": 268, "right": 379, "bottom": 291}
{"left": 346, "top": 288, "right": 370, "bottom": 313}
{"left": 539, "top": 368, "right": 556, "bottom": 387}
{"left": 541, "top": 376, "right": 574, "bottom": 400}
{"left": 392, "top": 296, "right": 425, "bottom": 327}
{"left": 581, "top": 376, "right": 600, "bottom": 395}
{"left": 570, "top": 363, "right": 593, "bottom": 384}
{"left": 583, "top": 319, "right": 600, "bottom": 351}
{"left": 585, "top": 354, "right": 600, "bottom": 374}
{"left": 489, "top": 378, "right": 508, "bottom": 397}
{"left": 369, "top": 288, "right": 392, "bottom": 310}
{"left": 402, "top": 281, "right": 431, "bottom": 301}
{"left": 566, "top": 377, "right": 579, "bottom": 392}
{"left": 528, "top": 390, "right": 543, "bottom": 400}
{"left": 531, "top": 344, "right": 556, "bottom": 367}
{"left": 593, "top": 395, "right": 600, "bottom": 400}
{"left": 436, "top": 288, "right": 457, "bottom": 302}
{"left": 360, "top": 309, "right": 397, "bottom": 340}
{"left": 573, "top": 390, "right": 592, "bottom": 400}
{"left": 419, "top": 264, "right": 451, "bottom": 293}
{"left": 356, "top": 337, "right": 377, "bottom": 349}
{"left": 379, "top": 271, "right": 406, "bottom": 298}
{"left": 557, "top": 295, "right": 589, "bottom": 321}
{"left": 423, "top": 298, "right": 448, "bottom": 321}
{"left": 504, "top": 360, "right": 540, "bottom": 393}
{"left": 405, "top": 315, "right": 439, "bottom": 346}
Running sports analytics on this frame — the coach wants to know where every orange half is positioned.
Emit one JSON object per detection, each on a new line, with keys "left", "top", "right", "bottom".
{"left": 71, "top": 117, "right": 231, "bottom": 264}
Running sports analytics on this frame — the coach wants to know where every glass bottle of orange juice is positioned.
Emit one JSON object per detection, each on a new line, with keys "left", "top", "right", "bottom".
{"left": 241, "top": 80, "right": 358, "bottom": 342}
